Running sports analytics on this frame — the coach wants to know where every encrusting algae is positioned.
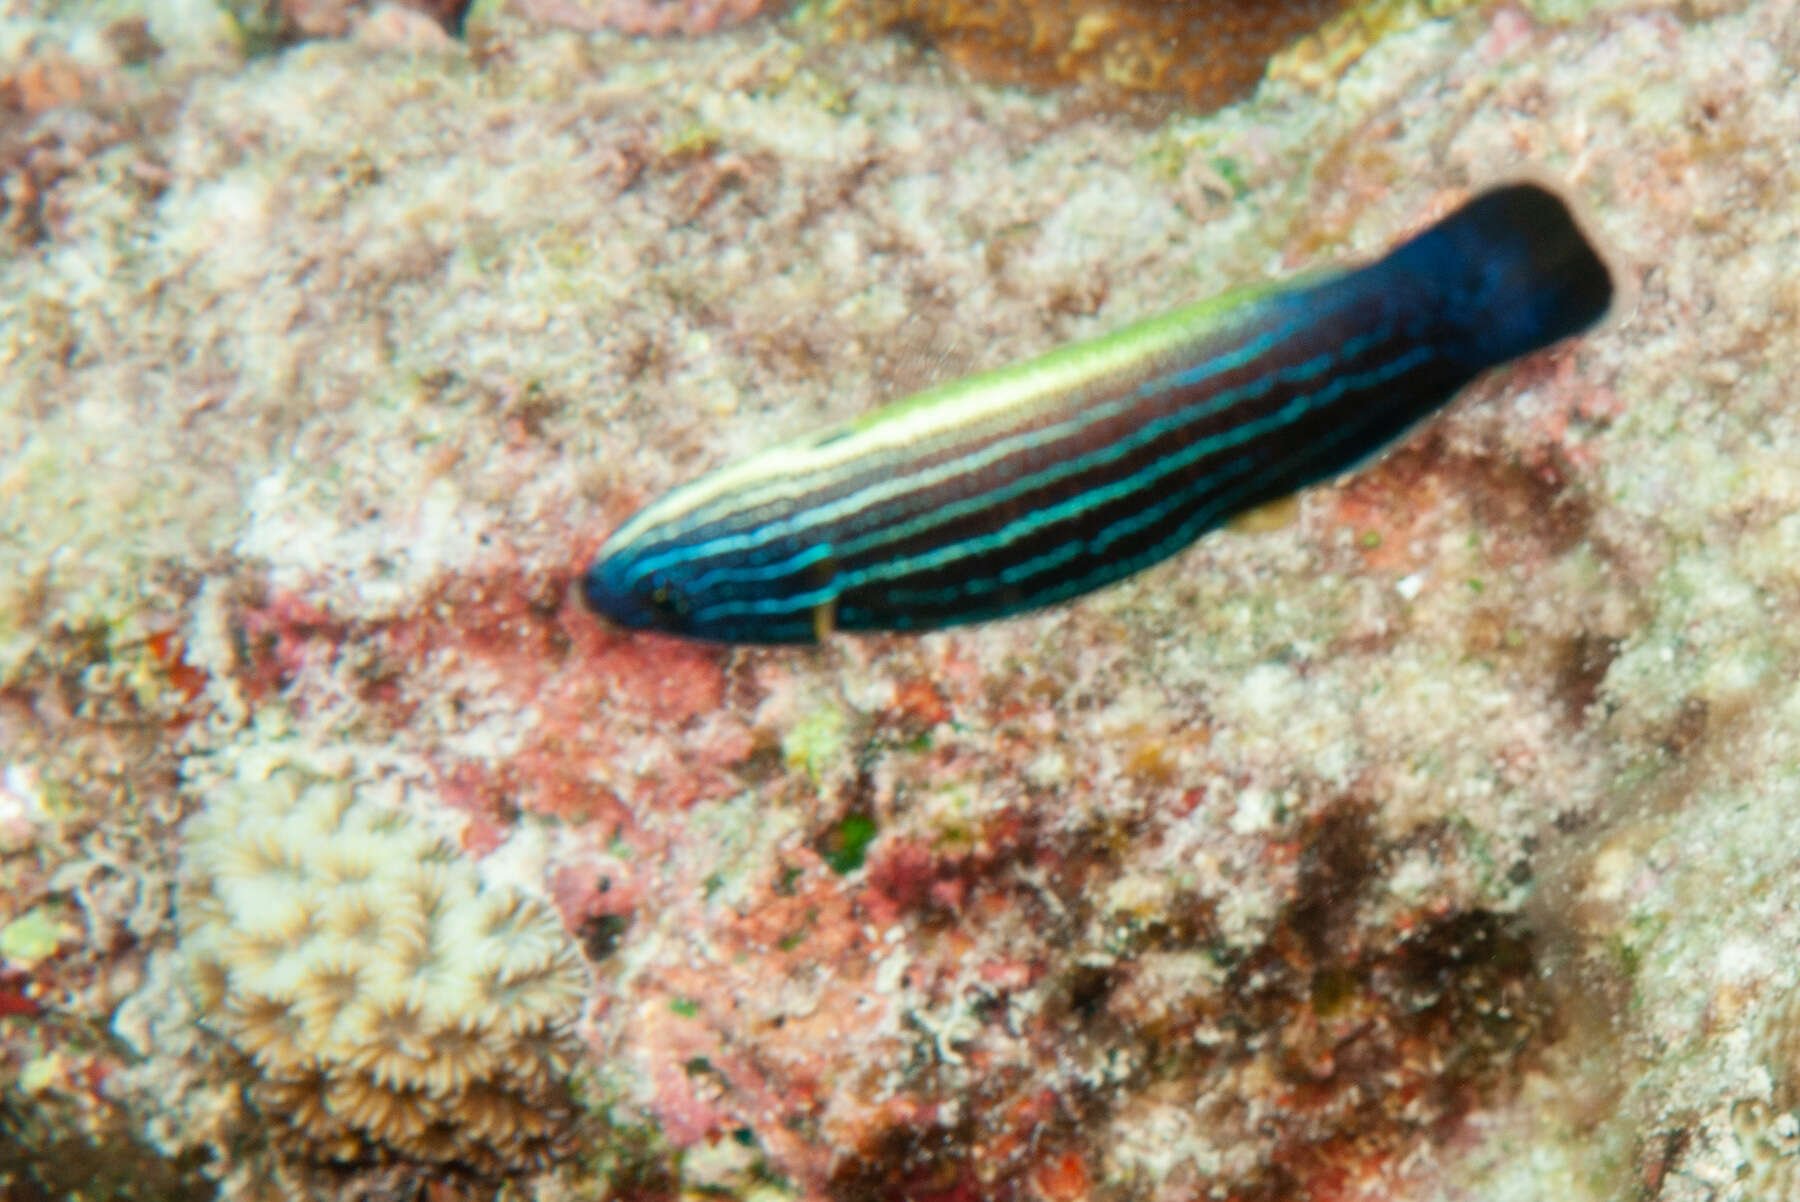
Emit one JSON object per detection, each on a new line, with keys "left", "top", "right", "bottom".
{"left": 175, "top": 738, "right": 591, "bottom": 1175}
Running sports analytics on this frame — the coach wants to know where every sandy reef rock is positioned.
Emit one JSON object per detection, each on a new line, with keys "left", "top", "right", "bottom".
{"left": 4, "top": 0, "right": 1800, "bottom": 1200}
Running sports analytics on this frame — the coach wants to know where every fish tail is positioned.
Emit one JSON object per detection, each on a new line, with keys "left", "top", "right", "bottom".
{"left": 1383, "top": 182, "right": 1614, "bottom": 370}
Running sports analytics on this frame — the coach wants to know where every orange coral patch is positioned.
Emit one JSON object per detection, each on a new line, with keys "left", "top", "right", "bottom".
{"left": 835, "top": 0, "right": 1355, "bottom": 109}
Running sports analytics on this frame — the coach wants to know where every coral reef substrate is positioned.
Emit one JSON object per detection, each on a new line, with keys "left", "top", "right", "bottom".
{"left": 4, "top": 0, "right": 1800, "bottom": 1200}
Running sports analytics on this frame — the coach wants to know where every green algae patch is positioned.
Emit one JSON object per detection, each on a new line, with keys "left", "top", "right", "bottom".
{"left": 822, "top": 813, "right": 878, "bottom": 875}
{"left": 0, "top": 909, "right": 70, "bottom": 970}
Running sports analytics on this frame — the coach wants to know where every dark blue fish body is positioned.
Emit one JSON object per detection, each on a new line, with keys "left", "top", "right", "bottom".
{"left": 585, "top": 183, "right": 1612, "bottom": 644}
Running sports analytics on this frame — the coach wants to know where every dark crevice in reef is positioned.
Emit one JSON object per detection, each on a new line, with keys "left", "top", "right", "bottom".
{"left": 822, "top": 796, "right": 1553, "bottom": 1200}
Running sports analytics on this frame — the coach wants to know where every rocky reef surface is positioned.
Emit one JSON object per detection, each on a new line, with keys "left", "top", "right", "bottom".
{"left": 2, "top": 0, "right": 1798, "bottom": 1198}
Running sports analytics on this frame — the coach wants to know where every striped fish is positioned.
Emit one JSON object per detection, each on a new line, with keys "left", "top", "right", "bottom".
{"left": 584, "top": 183, "right": 1613, "bottom": 644}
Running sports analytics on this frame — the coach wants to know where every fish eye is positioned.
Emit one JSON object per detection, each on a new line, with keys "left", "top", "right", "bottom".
{"left": 645, "top": 576, "right": 690, "bottom": 620}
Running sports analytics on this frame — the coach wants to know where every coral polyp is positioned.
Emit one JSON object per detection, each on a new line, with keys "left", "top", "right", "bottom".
{"left": 176, "top": 738, "right": 591, "bottom": 1173}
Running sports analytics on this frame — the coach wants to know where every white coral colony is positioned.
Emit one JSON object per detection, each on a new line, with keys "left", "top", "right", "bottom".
{"left": 176, "top": 739, "right": 590, "bottom": 1173}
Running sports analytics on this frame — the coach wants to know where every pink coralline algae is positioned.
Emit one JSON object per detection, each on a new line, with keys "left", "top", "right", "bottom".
{"left": 236, "top": 560, "right": 753, "bottom": 836}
